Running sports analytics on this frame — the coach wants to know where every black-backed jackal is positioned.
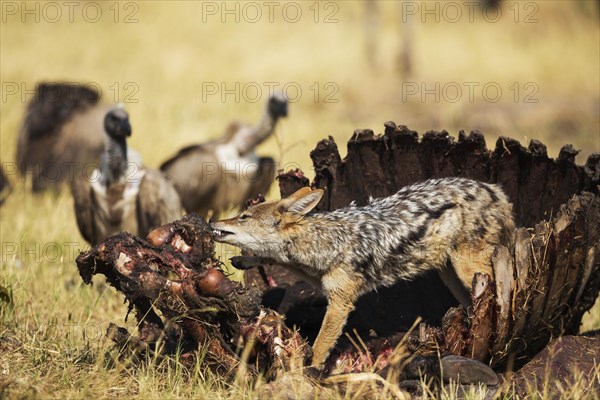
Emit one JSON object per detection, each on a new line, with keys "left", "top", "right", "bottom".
{"left": 211, "top": 178, "right": 515, "bottom": 367}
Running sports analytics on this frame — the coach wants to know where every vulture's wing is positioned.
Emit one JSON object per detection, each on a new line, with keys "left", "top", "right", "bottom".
{"left": 159, "top": 144, "right": 206, "bottom": 171}
{"left": 70, "top": 175, "right": 97, "bottom": 244}
{"left": 59, "top": 105, "right": 107, "bottom": 161}
{"left": 136, "top": 169, "right": 184, "bottom": 238}
{"left": 159, "top": 146, "right": 221, "bottom": 214}
{"left": 159, "top": 120, "right": 243, "bottom": 172}
{"left": 17, "top": 83, "right": 102, "bottom": 191}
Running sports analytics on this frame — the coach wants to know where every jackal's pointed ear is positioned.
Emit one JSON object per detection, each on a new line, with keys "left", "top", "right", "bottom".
{"left": 277, "top": 187, "right": 311, "bottom": 211}
{"left": 289, "top": 187, "right": 312, "bottom": 199}
{"left": 276, "top": 187, "right": 323, "bottom": 220}
{"left": 286, "top": 189, "right": 324, "bottom": 216}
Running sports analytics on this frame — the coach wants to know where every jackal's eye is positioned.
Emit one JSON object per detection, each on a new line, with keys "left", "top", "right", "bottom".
{"left": 239, "top": 213, "right": 250, "bottom": 221}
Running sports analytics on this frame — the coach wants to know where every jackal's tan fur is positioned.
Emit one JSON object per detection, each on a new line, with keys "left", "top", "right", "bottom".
{"left": 211, "top": 178, "right": 515, "bottom": 367}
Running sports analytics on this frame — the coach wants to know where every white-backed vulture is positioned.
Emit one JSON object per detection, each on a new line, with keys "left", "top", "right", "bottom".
{"left": 160, "top": 94, "right": 288, "bottom": 219}
{"left": 71, "top": 108, "right": 183, "bottom": 244}
{"left": 16, "top": 83, "right": 110, "bottom": 192}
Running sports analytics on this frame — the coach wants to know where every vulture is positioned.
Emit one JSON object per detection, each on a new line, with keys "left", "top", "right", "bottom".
{"left": 160, "top": 94, "right": 288, "bottom": 219}
{"left": 71, "top": 108, "right": 184, "bottom": 245}
{"left": 16, "top": 83, "right": 108, "bottom": 192}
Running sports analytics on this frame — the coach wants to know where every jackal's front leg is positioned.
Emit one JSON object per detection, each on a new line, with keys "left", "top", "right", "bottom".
{"left": 311, "top": 268, "right": 363, "bottom": 367}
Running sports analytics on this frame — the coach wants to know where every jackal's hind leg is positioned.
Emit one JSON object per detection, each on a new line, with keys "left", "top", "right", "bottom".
{"left": 446, "top": 242, "right": 496, "bottom": 304}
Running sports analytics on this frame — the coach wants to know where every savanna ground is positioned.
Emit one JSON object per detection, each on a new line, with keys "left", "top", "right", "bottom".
{"left": 1, "top": 1, "right": 599, "bottom": 398}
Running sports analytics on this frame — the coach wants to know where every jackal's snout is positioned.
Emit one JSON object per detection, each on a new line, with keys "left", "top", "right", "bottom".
{"left": 209, "top": 221, "right": 234, "bottom": 242}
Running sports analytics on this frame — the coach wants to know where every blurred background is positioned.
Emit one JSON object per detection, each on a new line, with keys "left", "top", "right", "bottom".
{"left": 0, "top": 2, "right": 599, "bottom": 395}
{"left": 2, "top": 1, "right": 599, "bottom": 172}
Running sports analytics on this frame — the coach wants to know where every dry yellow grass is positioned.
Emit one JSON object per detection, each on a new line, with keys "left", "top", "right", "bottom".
{"left": 1, "top": 1, "right": 599, "bottom": 398}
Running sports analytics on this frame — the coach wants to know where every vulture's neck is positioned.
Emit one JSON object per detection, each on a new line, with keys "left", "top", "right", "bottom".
{"left": 102, "top": 136, "right": 128, "bottom": 186}
{"left": 236, "top": 110, "right": 280, "bottom": 156}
